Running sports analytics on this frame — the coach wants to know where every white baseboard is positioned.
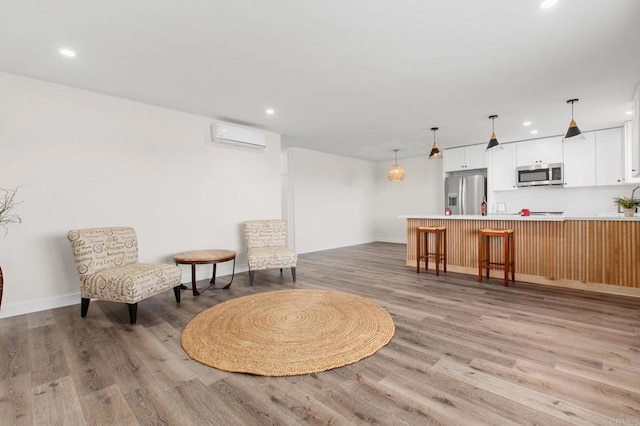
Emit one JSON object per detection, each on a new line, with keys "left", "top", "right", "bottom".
{"left": 297, "top": 238, "right": 377, "bottom": 254}
{"left": 0, "top": 292, "right": 81, "bottom": 319}
{"left": 374, "top": 237, "right": 406, "bottom": 244}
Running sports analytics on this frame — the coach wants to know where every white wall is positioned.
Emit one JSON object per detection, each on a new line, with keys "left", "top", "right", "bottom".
{"left": 289, "top": 148, "right": 376, "bottom": 253}
{"left": 0, "top": 72, "right": 281, "bottom": 318}
{"left": 490, "top": 184, "right": 640, "bottom": 215}
{"left": 373, "top": 156, "right": 444, "bottom": 243}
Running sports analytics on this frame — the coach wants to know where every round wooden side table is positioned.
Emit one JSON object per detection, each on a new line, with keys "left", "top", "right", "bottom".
{"left": 174, "top": 249, "right": 236, "bottom": 296}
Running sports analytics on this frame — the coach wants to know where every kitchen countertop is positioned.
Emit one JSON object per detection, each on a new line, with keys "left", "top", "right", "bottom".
{"left": 399, "top": 214, "right": 639, "bottom": 221}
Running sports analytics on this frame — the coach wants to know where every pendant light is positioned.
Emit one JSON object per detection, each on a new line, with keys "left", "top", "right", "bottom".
{"left": 485, "top": 115, "right": 503, "bottom": 152}
{"left": 563, "top": 99, "right": 585, "bottom": 142}
{"left": 428, "top": 127, "right": 441, "bottom": 159}
{"left": 387, "top": 149, "right": 405, "bottom": 181}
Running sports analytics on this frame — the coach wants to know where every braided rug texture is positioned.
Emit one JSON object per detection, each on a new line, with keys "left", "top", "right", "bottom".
{"left": 181, "top": 289, "right": 395, "bottom": 376}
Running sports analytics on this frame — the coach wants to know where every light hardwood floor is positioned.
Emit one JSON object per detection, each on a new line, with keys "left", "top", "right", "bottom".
{"left": 1, "top": 242, "right": 639, "bottom": 425}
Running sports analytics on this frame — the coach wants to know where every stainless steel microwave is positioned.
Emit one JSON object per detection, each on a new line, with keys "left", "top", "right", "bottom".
{"left": 516, "top": 163, "right": 564, "bottom": 187}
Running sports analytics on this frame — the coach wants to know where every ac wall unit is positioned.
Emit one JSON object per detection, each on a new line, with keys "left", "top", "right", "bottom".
{"left": 211, "top": 122, "right": 266, "bottom": 149}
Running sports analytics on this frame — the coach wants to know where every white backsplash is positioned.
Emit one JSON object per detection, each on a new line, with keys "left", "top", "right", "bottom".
{"left": 490, "top": 184, "right": 639, "bottom": 215}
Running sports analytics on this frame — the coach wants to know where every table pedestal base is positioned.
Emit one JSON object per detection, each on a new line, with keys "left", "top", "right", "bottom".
{"left": 174, "top": 250, "right": 236, "bottom": 296}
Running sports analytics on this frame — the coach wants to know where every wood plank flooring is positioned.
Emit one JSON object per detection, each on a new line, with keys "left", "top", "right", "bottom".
{"left": 1, "top": 242, "right": 639, "bottom": 425}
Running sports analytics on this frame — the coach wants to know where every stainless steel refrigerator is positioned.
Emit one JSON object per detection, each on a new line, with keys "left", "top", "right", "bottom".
{"left": 445, "top": 173, "right": 487, "bottom": 215}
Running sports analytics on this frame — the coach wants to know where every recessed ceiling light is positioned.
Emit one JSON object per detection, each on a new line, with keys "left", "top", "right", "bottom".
{"left": 266, "top": 109, "right": 275, "bottom": 115}
{"left": 538, "top": 0, "right": 558, "bottom": 9}
{"left": 59, "top": 48, "right": 76, "bottom": 58}
{"left": 531, "top": 130, "right": 539, "bottom": 134}
{"left": 523, "top": 121, "right": 532, "bottom": 126}
{"left": 626, "top": 110, "right": 633, "bottom": 115}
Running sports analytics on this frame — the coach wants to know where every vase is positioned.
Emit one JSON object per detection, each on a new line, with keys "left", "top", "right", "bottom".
{"left": 623, "top": 208, "right": 636, "bottom": 217}
{"left": 0, "top": 265, "right": 3, "bottom": 308}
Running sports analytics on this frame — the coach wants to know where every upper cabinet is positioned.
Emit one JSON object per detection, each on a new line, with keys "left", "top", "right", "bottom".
{"left": 624, "top": 120, "right": 640, "bottom": 183}
{"left": 563, "top": 131, "right": 595, "bottom": 188}
{"left": 516, "top": 136, "right": 563, "bottom": 166}
{"left": 595, "top": 127, "right": 625, "bottom": 186}
{"left": 627, "top": 83, "right": 640, "bottom": 182}
{"left": 443, "top": 147, "right": 465, "bottom": 172}
{"left": 443, "top": 144, "right": 487, "bottom": 172}
{"left": 489, "top": 143, "right": 517, "bottom": 191}
{"left": 485, "top": 127, "right": 627, "bottom": 194}
{"left": 550, "top": 127, "right": 625, "bottom": 188}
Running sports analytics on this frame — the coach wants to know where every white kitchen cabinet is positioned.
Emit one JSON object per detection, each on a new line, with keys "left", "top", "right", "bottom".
{"left": 563, "top": 131, "right": 595, "bottom": 187}
{"left": 443, "top": 147, "right": 465, "bottom": 172}
{"left": 443, "top": 144, "right": 487, "bottom": 172}
{"left": 626, "top": 84, "right": 640, "bottom": 183}
{"left": 489, "top": 143, "right": 518, "bottom": 191}
{"left": 624, "top": 121, "right": 640, "bottom": 183}
{"left": 516, "top": 136, "right": 563, "bottom": 166}
{"left": 595, "top": 127, "right": 625, "bottom": 186}
{"left": 465, "top": 144, "right": 488, "bottom": 170}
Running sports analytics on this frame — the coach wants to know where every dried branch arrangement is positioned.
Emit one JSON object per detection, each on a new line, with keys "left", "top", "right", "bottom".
{"left": 0, "top": 187, "right": 22, "bottom": 234}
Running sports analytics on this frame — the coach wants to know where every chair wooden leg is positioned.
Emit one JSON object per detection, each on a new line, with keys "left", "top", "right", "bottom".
{"left": 173, "top": 285, "right": 181, "bottom": 303}
{"left": 291, "top": 267, "right": 296, "bottom": 282}
{"left": 81, "top": 298, "right": 90, "bottom": 318}
{"left": 128, "top": 303, "right": 138, "bottom": 324}
{"left": 249, "top": 271, "right": 255, "bottom": 286}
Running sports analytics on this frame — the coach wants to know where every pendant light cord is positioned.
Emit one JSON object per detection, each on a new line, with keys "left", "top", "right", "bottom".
{"left": 430, "top": 127, "right": 439, "bottom": 142}
{"left": 567, "top": 99, "right": 579, "bottom": 121}
{"left": 571, "top": 101, "right": 573, "bottom": 120}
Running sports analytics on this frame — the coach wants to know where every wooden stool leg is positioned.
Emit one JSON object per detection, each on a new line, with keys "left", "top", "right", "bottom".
{"left": 511, "top": 232, "right": 515, "bottom": 283}
{"left": 416, "top": 230, "right": 421, "bottom": 273}
{"left": 435, "top": 231, "right": 440, "bottom": 276}
{"left": 478, "top": 233, "right": 483, "bottom": 282}
{"left": 424, "top": 233, "right": 429, "bottom": 272}
{"left": 485, "top": 237, "right": 490, "bottom": 279}
{"left": 443, "top": 229, "right": 447, "bottom": 273}
{"left": 503, "top": 235, "right": 509, "bottom": 286}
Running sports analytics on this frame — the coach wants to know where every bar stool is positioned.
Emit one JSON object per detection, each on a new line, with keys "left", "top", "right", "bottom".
{"left": 478, "top": 228, "right": 515, "bottom": 286}
{"left": 416, "top": 226, "right": 447, "bottom": 276}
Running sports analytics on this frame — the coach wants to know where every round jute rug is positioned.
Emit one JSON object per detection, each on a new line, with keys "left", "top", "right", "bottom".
{"left": 181, "top": 289, "right": 395, "bottom": 376}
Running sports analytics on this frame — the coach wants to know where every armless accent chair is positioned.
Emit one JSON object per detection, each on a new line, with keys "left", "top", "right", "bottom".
{"left": 243, "top": 220, "right": 297, "bottom": 286}
{"left": 67, "top": 227, "right": 182, "bottom": 324}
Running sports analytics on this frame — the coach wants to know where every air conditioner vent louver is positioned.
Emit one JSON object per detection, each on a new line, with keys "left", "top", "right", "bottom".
{"left": 211, "top": 123, "right": 266, "bottom": 149}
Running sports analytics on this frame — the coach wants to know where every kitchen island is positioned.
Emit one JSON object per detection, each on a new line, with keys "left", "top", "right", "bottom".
{"left": 402, "top": 214, "right": 640, "bottom": 296}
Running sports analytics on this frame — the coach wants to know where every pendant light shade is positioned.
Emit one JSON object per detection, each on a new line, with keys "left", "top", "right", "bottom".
{"left": 563, "top": 99, "right": 585, "bottom": 142}
{"left": 428, "top": 127, "right": 441, "bottom": 159}
{"left": 485, "top": 115, "right": 503, "bottom": 152}
{"left": 387, "top": 149, "right": 405, "bottom": 181}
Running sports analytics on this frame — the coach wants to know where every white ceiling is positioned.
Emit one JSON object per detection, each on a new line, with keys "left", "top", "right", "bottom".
{"left": 1, "top": 0, "right": 639, "bottom": 162}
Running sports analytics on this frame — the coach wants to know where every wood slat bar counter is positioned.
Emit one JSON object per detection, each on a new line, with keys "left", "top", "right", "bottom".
{"left": 402, "top": 214, "right": 640, "bottom": 297}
